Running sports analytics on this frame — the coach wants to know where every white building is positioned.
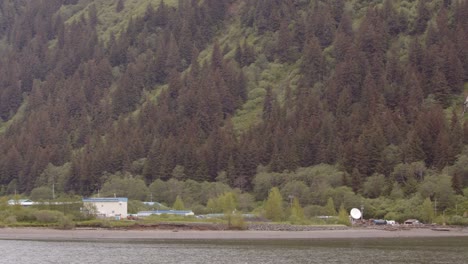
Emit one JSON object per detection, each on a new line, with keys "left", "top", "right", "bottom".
{"left": 8, "top": 199, "right": 35, "bottom": 206}
{"left": 82, "top": 197, "right": 128, "bottom": 219}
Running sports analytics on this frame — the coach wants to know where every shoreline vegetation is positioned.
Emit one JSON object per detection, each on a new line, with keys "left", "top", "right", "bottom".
{"left": 1, "top": 0, "right": 468, "bottom": 237}
{"left": 1, "top": 223, "right": 468, "bottom": 241}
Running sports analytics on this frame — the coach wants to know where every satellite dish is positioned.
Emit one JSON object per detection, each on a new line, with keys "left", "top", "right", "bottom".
{"left": 350, "top": 208, "right": 362, "bottom": 220}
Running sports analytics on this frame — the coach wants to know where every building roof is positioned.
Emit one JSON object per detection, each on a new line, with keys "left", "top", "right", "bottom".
{"left": 137, "top": 210, "right": 194, "bottom": 216}
{"left": 8, "top": 199, "right": 35, "bottom": 205}
{"left": 82, "top": 197, "right": 128, "bottom": 203}
{"left": 142, "top": 201, "right": 166, "bottom": 207}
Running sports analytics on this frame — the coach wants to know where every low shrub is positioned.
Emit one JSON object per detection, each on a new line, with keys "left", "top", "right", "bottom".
{"left": 144, "top": 214, "right": 198, "bottom": 223}
{"left": 34, "top": 210, "right": 64, "bottom": 223}
{"left": 447, "top": 215, "right": 468, "bottom": 226}
{"left": 76, "top": 219, "right": 136, "bottom": 228}
{"left": 57, "top": 215, "right": 75, "bottom": 230}
{"left": 76, "top": 219, "right": 111, "bottom": 228}
{"left": 4, "top": 215, "right": 17, "bottom": 225}
{"left": 15, "top": 209, "right": 37, "bottom": 222}
{"left": 226, "top": 213, "right": 247, "bottom": 230}
{"left": 288, "top": 215, "right": 311, "bottom": 225}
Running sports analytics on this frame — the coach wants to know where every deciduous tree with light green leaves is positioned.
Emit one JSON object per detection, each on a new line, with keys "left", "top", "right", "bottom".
{"left": 219, "top": 192, "right": 237, "bottom": 214}
{"left": 173, "top": 195, "right": 185, "bottom": 210}
{"left": 289, "top": 197, "right": 305, "bottom": 224}
{"left": 264, "top": 187, "right": 284, "bottom": 222}
{"left": 420, "top": 197, "right": 434, "bottom": 224}
{"left": 338, "top": 203, "right": 350, "bottom": 226}
{"left": 206, "top": 192, "right": 238, "bottom": 213}
{"left": 325, "top": 197, "right": 337, "bottom": 216}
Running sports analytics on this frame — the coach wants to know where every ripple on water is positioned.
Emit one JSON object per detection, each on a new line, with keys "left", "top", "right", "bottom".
{"left": 2, "top": 237, "right": 468, "bottom": 264}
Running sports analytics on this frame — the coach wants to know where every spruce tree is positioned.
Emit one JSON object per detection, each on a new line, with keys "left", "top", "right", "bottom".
{"left": 116, "top": 0, "right": 125, "bottom": 13}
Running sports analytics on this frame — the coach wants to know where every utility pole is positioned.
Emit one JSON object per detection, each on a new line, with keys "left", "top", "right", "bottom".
{"left": 52, "top": 183, "right": 55, "bottom": 200}
{"left": 288, "top": 195, "right": 294, "bottom": 208}
{"left": 361, "top": 203, "right": 364, "bottom": 221}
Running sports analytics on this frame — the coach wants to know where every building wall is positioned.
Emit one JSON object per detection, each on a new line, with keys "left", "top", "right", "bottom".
{"left": 84, "top": 201, "right": 128, "bottom": 218}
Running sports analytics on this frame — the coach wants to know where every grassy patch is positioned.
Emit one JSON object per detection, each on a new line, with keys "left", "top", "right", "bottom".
{"left": 76, "top": 219, "right": 137, "bottom": 228}
{"left": 2, "top": 222, "right": 53, "bottom": 228}
{"left": 0, "top": 98, "right": 28, "bottom": 135}
{"left": 140, "top": 214, "right": 221, "bottom": 223}
{"left": 63, "top": 0, "right": 177, "bottom": 42}
{"left": 232, "top": 61, "right": 299, "bottom": 134}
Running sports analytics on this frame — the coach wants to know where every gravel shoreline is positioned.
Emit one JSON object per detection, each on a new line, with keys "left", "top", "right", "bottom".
{"left": 1, "top": 226, "right": 468, "bottom": 241}
{"left": 120, "top": 222, "right": 350, "bottom": 231}
{"left": 247, "top": 223, "right": 348, "bottom": 231}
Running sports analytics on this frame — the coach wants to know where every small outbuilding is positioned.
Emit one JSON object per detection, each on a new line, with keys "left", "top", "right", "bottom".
{"left": 82, "top": 197, "right": 128, "bottom": 219}
{"left": 372, "top": 219, "right": 387, "bottom": 225}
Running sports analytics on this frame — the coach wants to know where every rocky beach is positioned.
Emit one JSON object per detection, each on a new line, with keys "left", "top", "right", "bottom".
{"left": 1, "top": 225, "right": 467, "bottom": 241}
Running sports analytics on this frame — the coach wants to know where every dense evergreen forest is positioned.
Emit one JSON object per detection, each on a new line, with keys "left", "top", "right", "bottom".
{"left": 0, "top": 0, "right": 468, "bottom": 222}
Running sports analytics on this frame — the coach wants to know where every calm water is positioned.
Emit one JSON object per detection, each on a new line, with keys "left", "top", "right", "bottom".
{"left": 1, "top": 237, "right": 468, "bottom": 264}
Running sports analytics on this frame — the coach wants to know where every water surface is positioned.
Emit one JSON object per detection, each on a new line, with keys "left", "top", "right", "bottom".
{"left": 2, "top": 237, "right": 467, "bottom": 264}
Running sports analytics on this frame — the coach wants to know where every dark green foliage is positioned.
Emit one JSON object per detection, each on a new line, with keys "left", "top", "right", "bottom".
{"left": 413, "top": 0, "right": 431, "bottom": 34}
{"left": 0, "top": 0, "right": 466, "bottom": 201}
{"left": 116, "top": 0, "right": 124, "bottom": 13}
{"left": 300, "top": 36, "right": 325, "bottom": 87}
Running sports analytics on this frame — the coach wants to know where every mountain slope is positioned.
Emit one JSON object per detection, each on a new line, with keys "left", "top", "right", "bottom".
{"left": 0, "top": 0, "right": 467, "bottom": 203}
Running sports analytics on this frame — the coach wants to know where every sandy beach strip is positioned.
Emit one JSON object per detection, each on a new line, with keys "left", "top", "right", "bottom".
{"left": 1, "top": 227, "right": 468, "bottom": 241}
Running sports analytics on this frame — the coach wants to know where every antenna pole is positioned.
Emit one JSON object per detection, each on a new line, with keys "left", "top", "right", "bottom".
{"left": 361, "top": 203, "right": 364, "bottom": 221}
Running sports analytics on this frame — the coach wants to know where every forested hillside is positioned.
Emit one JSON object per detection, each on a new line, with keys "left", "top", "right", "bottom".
{"left": 0, "top": 0, "right": 468, "bottom": 221}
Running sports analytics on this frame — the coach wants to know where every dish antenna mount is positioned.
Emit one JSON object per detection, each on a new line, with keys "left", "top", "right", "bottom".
{"left": 350, "top": 208, "right": 362, "bottom": 220}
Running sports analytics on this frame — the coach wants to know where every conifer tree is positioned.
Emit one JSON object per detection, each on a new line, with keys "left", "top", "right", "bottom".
{"left": 300, "top": 36, "right": 324, "bottom": 87}
{"left": 449, "top": 110, "right": 463, "bottom": 163}
{"left": 432, "top": 67, "right": 450, "bottom": 107}
{"left": 433, "top": 132, "right": 450, "bottom": 170}
{"left": 405, "top": 131, "right": 426, "bottom": 163}
{"left": 452, "top": 173, "right": 463, "bottom": 195}
{"left": 351, "top": 168, "right": 362, "bottom": 193}
{"left": 276, "top": 19, "right": 292, "bottom": 62}
{"left": 116, "top": 0, "right": 124, "bottom": 13}
{"left": 414, "top": 0, "right": 431, "bottom": 34}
